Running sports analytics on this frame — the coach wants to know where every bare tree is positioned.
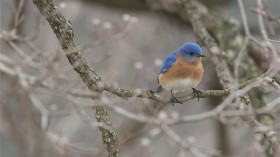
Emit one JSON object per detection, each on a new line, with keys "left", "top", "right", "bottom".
{"left": 1, "top": 0, "right": 279, "bottom": 157}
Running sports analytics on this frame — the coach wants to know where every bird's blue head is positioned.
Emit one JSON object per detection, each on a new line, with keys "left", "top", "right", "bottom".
{"left": 174, "top": 42, "right": 204, "bottom": 61}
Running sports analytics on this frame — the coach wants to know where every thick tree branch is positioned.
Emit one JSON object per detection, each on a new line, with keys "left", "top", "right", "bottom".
{"left": 32, "top": 0, "right": 118, "bottom": 156}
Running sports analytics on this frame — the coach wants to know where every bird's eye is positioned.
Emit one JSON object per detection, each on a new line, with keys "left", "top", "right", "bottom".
{"left": 190, "top": 52, "right": 194, "bottom": 56}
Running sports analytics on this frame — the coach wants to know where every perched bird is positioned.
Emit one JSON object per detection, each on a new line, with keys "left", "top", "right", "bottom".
{"left": 156, "top": 42, "right": 205, "bottom": 105}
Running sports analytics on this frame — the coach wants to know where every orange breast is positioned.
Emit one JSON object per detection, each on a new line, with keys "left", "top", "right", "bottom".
{"left": 158, "top": 55, "right": 204, "bottom": 87}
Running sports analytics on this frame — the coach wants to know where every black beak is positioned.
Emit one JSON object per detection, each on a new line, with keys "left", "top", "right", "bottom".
{"left": 197, "top": 54, "right": 205, "bottom": 57}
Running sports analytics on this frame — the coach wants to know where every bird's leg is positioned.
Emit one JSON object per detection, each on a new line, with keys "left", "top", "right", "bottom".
{"left": 170, "top": 90, "right": 181, "bottom": 106}
{"left": 192, "top": 88, "right": 203, "bottom": 102}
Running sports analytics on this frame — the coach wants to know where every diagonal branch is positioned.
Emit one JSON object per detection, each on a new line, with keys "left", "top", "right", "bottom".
{"left": 32, "top": 0, "right": 118, "bottom": 156}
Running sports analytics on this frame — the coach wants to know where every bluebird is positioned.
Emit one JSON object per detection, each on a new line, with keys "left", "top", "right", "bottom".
{"left": 156, "top": 42, "right": 205, "bottom": 105}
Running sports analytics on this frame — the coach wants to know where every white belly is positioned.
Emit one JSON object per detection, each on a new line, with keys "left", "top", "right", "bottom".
{"left": 161, "top": 78, "right": 199, "bottom": 93}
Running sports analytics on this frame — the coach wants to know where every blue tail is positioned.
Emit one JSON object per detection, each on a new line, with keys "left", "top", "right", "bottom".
{"left": 156, "top": 86, "right": 163, "bottom": 93}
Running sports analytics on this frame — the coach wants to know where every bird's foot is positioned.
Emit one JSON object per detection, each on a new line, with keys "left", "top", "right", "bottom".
{"left": 171, "top": 95, "right": 181, "bottom": 106}
{"left": 170, "top": 90, "right": 182, "bottom": 106}
{"left": 192, "top": 88, "right": 203, "bottom": 102}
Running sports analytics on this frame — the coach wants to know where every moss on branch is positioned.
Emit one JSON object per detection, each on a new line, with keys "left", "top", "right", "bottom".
{"left": 33, "top": 0, "right": 118, "bottom": 156}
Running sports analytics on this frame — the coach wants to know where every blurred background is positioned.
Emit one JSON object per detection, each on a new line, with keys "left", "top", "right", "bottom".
{"left": 1, "top": 0, "right": 280, "bottom": 157}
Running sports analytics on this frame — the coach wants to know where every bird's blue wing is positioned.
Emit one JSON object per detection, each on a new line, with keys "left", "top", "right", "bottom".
{"left": 159, "top": 54, "right": 177, "bottom": 74}
{"left": 156, "top": 54, "right": 177, "bottom": 89}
